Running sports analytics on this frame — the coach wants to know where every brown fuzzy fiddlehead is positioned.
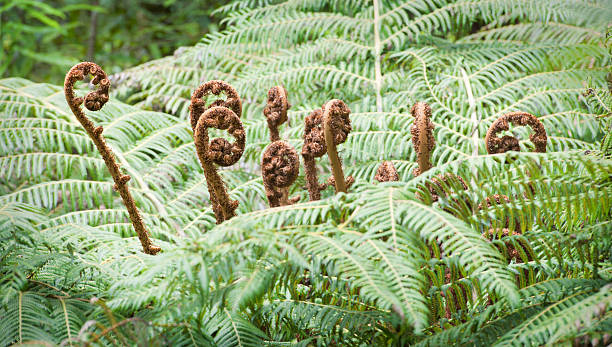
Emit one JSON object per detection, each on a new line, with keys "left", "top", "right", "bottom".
{"left": 410, "top": 102, "right": 435, "bottom": 176}
{"left": 191, "top": 83, "right": 245, "bottom": 224}
{"left": 374, "top": 161, "right": 399, "bottom": 182}
{"left": 302, "top": 108, "right": 326, "bottom": 200}
{"left": 264, "top": 86, "right": 290, "bottom": 142}
{"left": 64, "top": 62, "right": 160, "bottom": 255}
{"left": 262, "top": 141, "right": 300, "bottom": 207}
{"left": 485, "top": 112, "right": 547, "bottom": 154}
{"left": 190, "top": 80, "right": 242, "bottom": 130}
{"left": 323, "top": 99, "right": 352, "bottom": 194}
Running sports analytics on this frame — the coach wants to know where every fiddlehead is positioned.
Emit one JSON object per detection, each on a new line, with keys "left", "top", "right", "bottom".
{"left": 262, "top": 141, "right": 300, "bottom": 207}
{"left": 485, "top": 112, "right": 547, "bottom": 154}
{"left": 64, "top": 62, "right": 160, "bottom": 255}
{"left": 264, "top": 86, "right": 290, "bottom": 142}
{"left": 374, "top": 161, "right": 399, "bottom": 182}
{"left": 322, "top": 99, "right": 352, "bottom": 193}
{"left": 302, "top": 108, "right": 327, "bottom": 201}
{"left": 410, "top": 102, "right": 435, "bottom": 176}
{"left": 191, "top": 83, "right": 245, "bottom": 223}
{"left": 190, "top": 80, "right": 242, "bottom": 130}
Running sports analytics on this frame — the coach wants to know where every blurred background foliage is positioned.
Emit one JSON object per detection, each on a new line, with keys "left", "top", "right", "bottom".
{"left": 0, "top": 0, "right": 223, "bottom": 82}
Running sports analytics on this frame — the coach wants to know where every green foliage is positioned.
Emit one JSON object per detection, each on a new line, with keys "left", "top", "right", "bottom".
{"left": 1, "top": 0, "right": 612, "bottom": 345}
{"left": 1, "top": 0, "right": 222, "bottom": 82}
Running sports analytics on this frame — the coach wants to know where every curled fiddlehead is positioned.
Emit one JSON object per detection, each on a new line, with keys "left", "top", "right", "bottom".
{"left": 264, "top": 86, "right": 290, "bottom": 142}
{"left": 485, "top": 111, "right": 547, "bottom": 154}
{"left": 302, "top": 108, "right": 326, "bottom": 201}
{"left": 322, "top": 99, "right": 352, "bottom": 193}
{"left": 410, "top": 102, "right": 435, "bottom": 176}
{"left": 191, "top": 82, "right": 245, "bottom": 224}
{"left": 374, "top": 161, "right": 399, "bottom": 182}
{"left": 262, "top": 141, "right": 300, "bottom": 207}
{"left": 64, "top": 62, "right": 160, "bottom": 255}
{"left": 190, "top": 80, "right": 242, "bottom": 129}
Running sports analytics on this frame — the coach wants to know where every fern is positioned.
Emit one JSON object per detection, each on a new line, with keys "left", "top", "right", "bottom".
{"left": 1, "top": 0, "right": 612, "bottom": 345}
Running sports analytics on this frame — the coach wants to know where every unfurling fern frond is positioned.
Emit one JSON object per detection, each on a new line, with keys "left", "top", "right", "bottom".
{"left": 1, "top": 0, "right": 611, "bottom": 345}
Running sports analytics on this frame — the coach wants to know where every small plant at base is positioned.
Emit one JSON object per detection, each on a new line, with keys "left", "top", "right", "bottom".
{"left": 64, "top": 62, "right": 160, "bottom": 255}
{"left": 485, "top": 112, "right": 547, "bottom": 154}
{"left": 374, "top": 161, "right": 399, "bottom": 182}
{"left": 322, "top": 99, "right": 353, "bottom": 194}
{"left": 262, "top": 141, "right": 300, "bottom": 207}
{"left": 410, "top": 102, "right": 435, "bottom": 177}
{"left": 190, "top": 81, "right": 245, "bottom": 224}
{"left": 263, "top": 86, "right": 290, "bottom": 142}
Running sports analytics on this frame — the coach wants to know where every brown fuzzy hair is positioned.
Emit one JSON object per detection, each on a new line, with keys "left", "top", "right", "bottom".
{"left": 374, "top": 161, "right": 399, "bottom": 182}
{"left": 262, "top": 141, "right": 300, "bottom": 207}
{"left": 410, "top": 102, "right": 435, "bottom": 177}
{"left": 264, "top": 86, "right": 290, "bottom": 142}
{"left": 64, "top": 62, "right": 160, "bottom": 255}
{"left": 485, "top": 111, "right": 547, "bottom": 154}
{"left": 190, "top": 81, "right": 245, "bottom": 224}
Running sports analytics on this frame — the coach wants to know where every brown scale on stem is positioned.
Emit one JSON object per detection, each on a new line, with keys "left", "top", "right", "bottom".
{"left": 64, "top": 62, "right": 160, "bottom": 255}
{"left": 263, "top": 86, "right": 290, "bottom": 142}
{"left": 323, "top": 99, "right": 352, "bottom": 194}
{"left": 191, "top": 83, "right": 245, "bottom": 224}
{"left": 485, "top": 111, "right": 547, "bottom": 154}
{"left": 374, "top": 161, "right": 399, "bottom": 182}
{"left": 262, "top": 141, "right": 300, "bottom": 207}
{"left": 410, "top": 102, "right": 435, "bottom": 177}
{"left": 302, "top": 108, "right": 327, "bottom": 200}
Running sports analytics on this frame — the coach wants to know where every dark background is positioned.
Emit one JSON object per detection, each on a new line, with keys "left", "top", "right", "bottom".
{"left": 1, "top": 0, "right": 223, "bottom": 82}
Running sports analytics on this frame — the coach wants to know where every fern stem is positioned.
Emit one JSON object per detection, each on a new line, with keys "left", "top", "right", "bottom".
{"left": 302, "top": 108, "right": 326, "bottom": 200}
{"left": 373, "top": 0, "right": 383, "bottom": 112}
{"left": 64, "top": 62, "right": 160, "bottom": 255}
{"left": 323, "top": 100, "right": 352, "bottom": 193}
{"left": 410, "top": 102, "right": 435, "bottom": 176}
{"left": 191, "top": 104, "right": 245, "bottom": 224}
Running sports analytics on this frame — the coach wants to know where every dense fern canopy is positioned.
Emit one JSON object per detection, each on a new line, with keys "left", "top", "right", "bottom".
{"left": 1, "top": 0, "right": 611, "bottom": 345}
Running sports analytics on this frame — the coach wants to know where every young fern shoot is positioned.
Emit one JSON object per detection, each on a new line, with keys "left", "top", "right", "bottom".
{"left": 64, "top": 62, "right": 161, "bottom": 255}
{"left": 190, "top": 81, "right": 245, "bottom": 224}
{"left": 302, "top": 108, "right": 327, "bottom": 200}
{"left": 485, "top": 112, "right": 547, "bottom": 154}
{"left": 262, "top": 86, "right": 299, "bottom": 207}
{"left": 263, "top": 86, "right": 290, "bottom": 142}
{"left": 485, "top": 112, "right": 548, "bottom": 197}
{"left": 262, "top": 141, "right": 300, "bottom": 207}
{"left": 322, "top": 99, "right": 352, "bottom": 193}
{"left": 410, "top": 102, "right": 435, "bottom": 176}
{"left": 374, "top": 161, "right": 399, "bottom": 182}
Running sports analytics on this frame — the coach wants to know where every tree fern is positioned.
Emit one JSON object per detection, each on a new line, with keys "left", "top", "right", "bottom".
{"left": 1, "top": 0, "right": 611, "bottom": 345}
